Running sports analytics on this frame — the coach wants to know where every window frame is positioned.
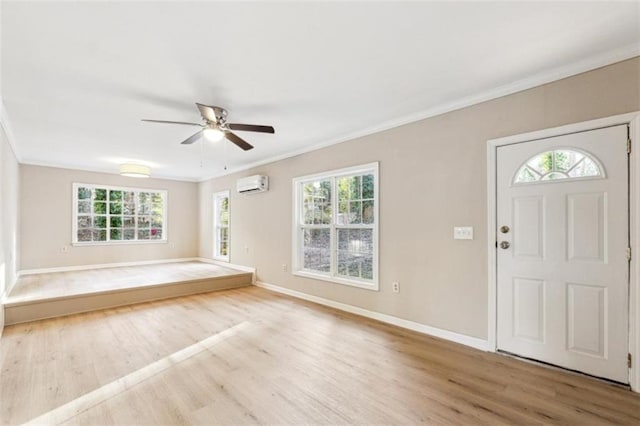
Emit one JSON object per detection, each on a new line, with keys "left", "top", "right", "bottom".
{"left": 213, "top": 190, "right": 230, "bottom": 262}
{"left": 512, "top": 146, "right": 606, "bottom": 186}
{"left": 72, "top": 182, "right": 168, "bottom": 246}
{"left": 292, "top": 162, "right": 379, "bottom": 291}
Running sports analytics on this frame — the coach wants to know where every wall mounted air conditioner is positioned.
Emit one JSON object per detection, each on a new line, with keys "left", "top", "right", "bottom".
{"left": 237, "top": 175, "right": 269, "bottom": 194}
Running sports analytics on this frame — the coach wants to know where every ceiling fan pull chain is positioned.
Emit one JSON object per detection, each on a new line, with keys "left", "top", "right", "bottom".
{"left": 223, "top": 136, "right": 228, "bottom": 171}
{"left": 199, "top": 138, "right": 204, "bottom": 168}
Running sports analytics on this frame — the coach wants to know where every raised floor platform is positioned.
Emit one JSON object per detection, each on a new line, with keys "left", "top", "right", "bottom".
{"left": 3, "top": 261, "right": 253, "bottom": 325}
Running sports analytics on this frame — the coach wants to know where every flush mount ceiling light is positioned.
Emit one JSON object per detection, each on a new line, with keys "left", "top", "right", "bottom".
{"left": 119, "top": 163, "right": 151, "bottom": 178}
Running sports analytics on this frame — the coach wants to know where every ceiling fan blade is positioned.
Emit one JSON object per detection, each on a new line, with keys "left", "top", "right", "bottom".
{"left": 142, "top": 119, "right": 202, "bottom": 127}
{"left": 181, "top": 130, "right": 203, "bottom": 145}
{"left": 196, "top": 103, "right": 218, "bottom": 123}
{"left": 225, "top": 131, "right": 254, "bottom": 151}
{"left": 227, "top": 123, "right": 275, "bottom": 134}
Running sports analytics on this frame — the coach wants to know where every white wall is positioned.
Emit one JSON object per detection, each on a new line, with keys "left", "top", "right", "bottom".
{"left": 0, "top": 116, "right": 20, "bottom": 334}
{"left": 198, "top": 57, "right": 640, "bottom": 340}
{"left": 19, "top": 165, "right": 199, "bottom": 270}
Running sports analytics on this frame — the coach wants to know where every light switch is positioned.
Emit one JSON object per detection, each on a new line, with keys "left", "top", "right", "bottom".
{"left": 454, "top": 226, "right": 474, "bottom": 240}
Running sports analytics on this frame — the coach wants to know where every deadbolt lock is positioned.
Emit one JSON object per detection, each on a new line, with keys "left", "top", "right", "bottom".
{"left": 500, "top": 225, "right": 510, "bottom": 234}
{"left": 500, "top": 241, "right": 510, "bottom": 249}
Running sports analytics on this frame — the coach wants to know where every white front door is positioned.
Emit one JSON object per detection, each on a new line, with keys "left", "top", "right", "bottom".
{"left": 496, "top": 125, "right": 629, "bottom": 383}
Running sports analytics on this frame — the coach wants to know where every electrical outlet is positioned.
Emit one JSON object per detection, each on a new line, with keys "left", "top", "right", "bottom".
{"left": 392, "top": 282, "right": 400, "bottom": 293}
{"left": 282, "top": 264, "right": 288, "bottom": 272}
{"left": 244, "top": 245, "right": 249, "bottom": 254}
{"left": 61, "top": 246, "right": 69, "bottom": 253}
{"left": 453, "top": 226, "right": 474, "bottom": 240}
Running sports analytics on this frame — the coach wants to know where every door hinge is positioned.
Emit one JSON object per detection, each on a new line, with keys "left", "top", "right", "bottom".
{"left": 629, "top": 353, "right": 632, "bottom": 368}
{"left": 628, "top": 137, "right": 632, "bottom": 154}
{"left": 627, "top": 247, "right": 632, "bottom": 261}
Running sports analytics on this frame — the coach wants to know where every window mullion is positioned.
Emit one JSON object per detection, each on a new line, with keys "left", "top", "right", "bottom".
{"left": 213, "top": 198, "right": 218, "bottom": 257}
{"left": 134, "top": 192, "right": 139, "bottom": 242}
{"left": 303, "top": 224, "right": 331, "bottom": 229}
{"left": 295, "top": 185, "right": 300, "bottom": 270}
{"left": 299, "top": 184, "right": 306, "bottom": 270}
{"left": 91, "top": 187, "right": 96, "bottom": 243}
{"left": 330, "top": 176, "right": 337, "bottom": 279}
{"left": 336, "top": 224, "right": 375, "bottom": 229}
{"left": 106, "top": 189, "right": 111, "bottom": 242}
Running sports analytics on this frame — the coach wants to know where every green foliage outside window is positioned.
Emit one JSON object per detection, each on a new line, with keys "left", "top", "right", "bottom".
{"left": 515, "top": 149, "right": 602, "bottom": 184}
{"left": 300, "top": 170, "right": 376, "bottom": 282}
{"left": 215, "top": 192, "right": 230, "bottom": 258}
{"left": 75, "top": 185, "right": 166, "bottom": 243}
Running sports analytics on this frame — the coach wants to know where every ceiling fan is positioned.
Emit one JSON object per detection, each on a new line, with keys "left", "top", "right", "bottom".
{"left": 142, "top": 103, "right": 274, "bottom": 151}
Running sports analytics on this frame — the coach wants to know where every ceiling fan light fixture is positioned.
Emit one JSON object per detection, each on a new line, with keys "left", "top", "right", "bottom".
{"left": 143, "top": 103, "right": 271, "bottom": 151}
{"left": 203, "top": 127, "right": 225, "bottom": 142}
{"left": 119, "top": 163, "right": 151, "bottom": 178}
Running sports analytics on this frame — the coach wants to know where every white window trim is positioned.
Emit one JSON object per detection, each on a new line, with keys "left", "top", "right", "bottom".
{"left": 292, "top": 162, "right": 379, "bottom": 291}
{"left": 72, "top": 182, "right": 168, "bottom": 246}
{"left": 213, "top": 190, "right": 230, "bottom": 262}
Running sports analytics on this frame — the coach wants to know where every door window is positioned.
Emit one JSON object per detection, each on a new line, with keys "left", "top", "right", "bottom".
{"left": 513, "top": 149, "right": 603, "bottom": 184}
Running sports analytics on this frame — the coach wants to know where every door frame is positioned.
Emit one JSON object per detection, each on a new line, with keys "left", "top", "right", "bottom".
{"left": 487, "top": 111, "right": 640, "bottom": 392}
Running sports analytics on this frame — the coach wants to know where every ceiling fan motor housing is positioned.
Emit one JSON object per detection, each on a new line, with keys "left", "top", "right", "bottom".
{"left": 208, "top": 106, "right": 228, "bottom": 124}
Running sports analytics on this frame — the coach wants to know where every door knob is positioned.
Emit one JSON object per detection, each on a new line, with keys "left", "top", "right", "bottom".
{"left": 500, "top": 241, "right": 510, "bottom": 249}
{"left": 500, "top": 225, "right": 510, "bottom": 234}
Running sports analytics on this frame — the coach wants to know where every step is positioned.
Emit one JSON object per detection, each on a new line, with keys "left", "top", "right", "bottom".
{"left": 4, "top": 272, "right": 252, "bottom": 325}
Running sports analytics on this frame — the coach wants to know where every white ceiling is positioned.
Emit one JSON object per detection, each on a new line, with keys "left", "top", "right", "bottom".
{"left": 2, "top": 1, "right": 639, "bottom": 181}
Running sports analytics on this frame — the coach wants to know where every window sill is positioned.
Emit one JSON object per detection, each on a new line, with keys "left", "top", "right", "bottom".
{"left": 293, "top": 270, "right": 379, "bottom": 291}
{"left": 213, "top": 256, "right": 230, "bottom": 262}
{"left": 72, "top": 240, "right": 168, "bottom": 247}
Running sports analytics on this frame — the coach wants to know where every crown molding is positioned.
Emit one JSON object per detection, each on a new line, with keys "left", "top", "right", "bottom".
{"left": 0, "top": 98, "right": 23, "bottom": 162}
{"left": 198, "top": 45, "right": 640, "bottom": 182}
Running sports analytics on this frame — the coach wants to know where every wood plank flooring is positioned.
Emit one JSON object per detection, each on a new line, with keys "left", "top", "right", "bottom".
{"left": 4, "top": 261, "right": 252, "bottom": 326}
{"left": 1, "top": 286, "right": 639, "bottom": 425}
{"left": 8, "top": 261, "right": 244, "bottom": 303}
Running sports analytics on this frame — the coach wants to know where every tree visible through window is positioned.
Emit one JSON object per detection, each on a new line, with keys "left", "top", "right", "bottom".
{"left": 213, "top": 191, "right": 230, "bottom": 260}
{"left": 294, "top": 163, "right": 378, "bottom": 290}
{"left": 514, "top": 149, "right": 603, "bottom": 184}
{"left": 73, "top": 184, "right": 166, "bottom": 244}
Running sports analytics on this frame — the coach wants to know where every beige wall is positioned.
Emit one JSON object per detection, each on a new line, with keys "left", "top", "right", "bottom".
{"left": 199, "top": 58, "right": 640, "bottom": 340}
{"left": 0, "top": 122, "right": 20, "bottom": 333}
{"left": 20, "top": 166, "right": 199, "bottom": 269}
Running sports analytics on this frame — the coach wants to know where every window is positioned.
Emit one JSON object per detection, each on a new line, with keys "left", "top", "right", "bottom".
{"left": 293, "top": 162, "right": 378, "bottom": 290}
{"left": 213, "top": 191, "right": 230, "bottom": 261}
{"left": 514, "top": 148, "right": 603, "bottom": 184}
{"left": 73, "top": 183, "right": 167, "bottom": 245}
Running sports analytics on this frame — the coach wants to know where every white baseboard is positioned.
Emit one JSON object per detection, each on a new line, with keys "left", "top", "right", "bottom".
{"left": 19, "top": 257, "right": 202, "bottom": 276}
{"left": 195, "top": 258, "right": 256, "bottom": 284}
{"left": 255, "top": 281, "right": 490, "bottom": 351}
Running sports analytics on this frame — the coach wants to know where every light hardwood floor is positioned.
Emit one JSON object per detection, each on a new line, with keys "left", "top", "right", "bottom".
{"left": 8, "top": 261, "right": 244, "bottom": 303}
{"left": 1, "top": 286, "right": 639, "bottom": 425}
{"left": 4, "top": 262, "right": 252, "bottom": 326}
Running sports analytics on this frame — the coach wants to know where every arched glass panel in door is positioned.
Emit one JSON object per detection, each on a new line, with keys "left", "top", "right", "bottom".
{"left": 513, "top": 148, "right": 604, "bottom": 185}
